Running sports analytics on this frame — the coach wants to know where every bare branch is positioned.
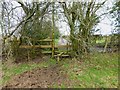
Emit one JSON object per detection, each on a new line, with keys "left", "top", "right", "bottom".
{"left": 8, "top": 6, "right": 21, "bottom": 15}
{"left": 3, "top": 9, "right": 36, "bottom": 39}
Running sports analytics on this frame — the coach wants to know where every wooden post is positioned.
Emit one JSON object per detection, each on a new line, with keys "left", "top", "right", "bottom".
{"left": 103, "top": 36, "right": 109, "bottom": 52}
{"left": 66, "top": 42, "right": 68, "bottom": 54}
{"left": 52, "top": 2, "right": 55, "bottom": 58}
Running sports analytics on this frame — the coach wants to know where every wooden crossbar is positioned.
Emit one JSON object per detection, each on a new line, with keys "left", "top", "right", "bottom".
{"left": 54, "top": 54, "right": 69, "bottom": 57}
{"left": 19, "top": 45, "right": 52, "bottom": 48}
{"left": 19, "top": 45, "right": 71, "bottom": 49}
{"left": 54, "top": 52, "right": 69, "bottom": 61}
{"left": 31, "top": 39, "right": 52, "bottom": 42}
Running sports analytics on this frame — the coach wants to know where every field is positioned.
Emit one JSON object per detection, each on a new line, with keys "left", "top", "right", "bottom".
{"left": 1, "top": 52, "right": 118, "bottom": 88}
{"left": 1, "top": 0, "right": 119, "bottom": 88}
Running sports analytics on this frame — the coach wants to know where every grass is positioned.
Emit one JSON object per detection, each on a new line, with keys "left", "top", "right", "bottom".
{"left": 95, "top": 37, "right": 111, "bottom": 45}
{"left": 1, "top": 52, "right": 118, "bottom": 88}
{"left": 60, "top": 52, "right": 118, "bottom": 88}
{"left": 96, "top": 39, "right": 105, "bottom": 44}
{"left": 1, "top": 58, "right": 56, "bottom": 86}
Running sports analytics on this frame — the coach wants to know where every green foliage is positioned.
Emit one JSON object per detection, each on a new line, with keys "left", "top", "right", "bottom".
{"left": 21, "top": 20, "right": 59, "bottom": 40}
{"left": 54, "top": 27, "right": 60, "bottom": 39}
{"left": 110, "top": 34, "right": 119, "bottom": 45}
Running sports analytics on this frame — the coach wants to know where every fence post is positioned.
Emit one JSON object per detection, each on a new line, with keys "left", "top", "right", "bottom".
{"left": 52, "top": 2, "right": 55, "bottom": 58}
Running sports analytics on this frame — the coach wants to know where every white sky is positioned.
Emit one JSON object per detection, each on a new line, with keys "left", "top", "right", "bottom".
{"left": 94, "top": 0, "right": 115, "bottom": 35}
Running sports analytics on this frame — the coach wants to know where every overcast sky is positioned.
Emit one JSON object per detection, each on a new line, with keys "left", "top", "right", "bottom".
{"left": 1, "top": 0, "right": 116, "bottom": 36}
{"left": 58, "top": 0, "right": 116, "bottom": 36}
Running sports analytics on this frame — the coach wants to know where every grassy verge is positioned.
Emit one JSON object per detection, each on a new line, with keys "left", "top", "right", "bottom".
{"left": 1, "top": 52, "right": 118, "bottom": 88}
{"left": 59, "top": 52, "right": 118, "bottom": 88}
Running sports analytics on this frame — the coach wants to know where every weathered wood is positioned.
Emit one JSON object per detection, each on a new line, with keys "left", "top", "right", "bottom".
{"left": 54, "top": 51, "right": 70, "bottom": 61}
{"left": 31, "top": 39, "right": 52, "bottom": 42}
{"left": 54, "top": 54, "right": 69, "bottom": 57}
{"left": 52, "top": 2, "right": 55, "bottom": 58}
{"left": 19, "top": 45, "right": 52, "bottom": 48}
{"left": 56, "top": 52, "right": 64, "bottom": 61}
{"left": 19, "top": 45, "right": 71, "bottom": 49}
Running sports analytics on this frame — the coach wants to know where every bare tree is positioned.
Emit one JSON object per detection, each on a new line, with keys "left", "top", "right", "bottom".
{"left": 60, "top": 1, "right": 106, "bottom": 58}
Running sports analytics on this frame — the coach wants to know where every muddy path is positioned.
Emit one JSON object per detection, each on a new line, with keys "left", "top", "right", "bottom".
{"left": 4, "top": 64, "right": 72, "bottom": 88}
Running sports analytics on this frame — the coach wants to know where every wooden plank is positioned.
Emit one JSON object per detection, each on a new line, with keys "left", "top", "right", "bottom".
{"left": 40, "top": 45, "right": 52, "bottom": 48}
{"left": 20, "top": 45, "right": 71, "bottom": 49}
{"left": 20, "top": 45, "right": 52, "bottom": 48}
{"left": 31, "top": 39, "right": 52, "bottom": 42}
{"left": 54, "top": 54, "right": 69, "bottom": 57}
{"left": 19, "top": 45, "right": 33, "bottom": 48}
{"left": 55, "top": 45, "right": 71, "bottom": 48}
{"left": 55, "top": 52, "right": 64, "bottom": 61}
{"left": 37, "top": 39, "right": 52, "bottom": 42}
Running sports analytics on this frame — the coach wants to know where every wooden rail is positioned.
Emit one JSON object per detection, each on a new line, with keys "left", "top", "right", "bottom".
{"left": 19, "top": 45, "right": 71, "bottom": 49}
{"left": 31, "top": 39, "right": 52, "bottom": 42}
{"left": 18, "top": 38, "right": 71, "bottom": 58}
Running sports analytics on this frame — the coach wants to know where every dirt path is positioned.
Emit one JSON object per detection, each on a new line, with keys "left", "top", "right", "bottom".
{"left": 4, "top": 64, "right": 71, "bottom": 88}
